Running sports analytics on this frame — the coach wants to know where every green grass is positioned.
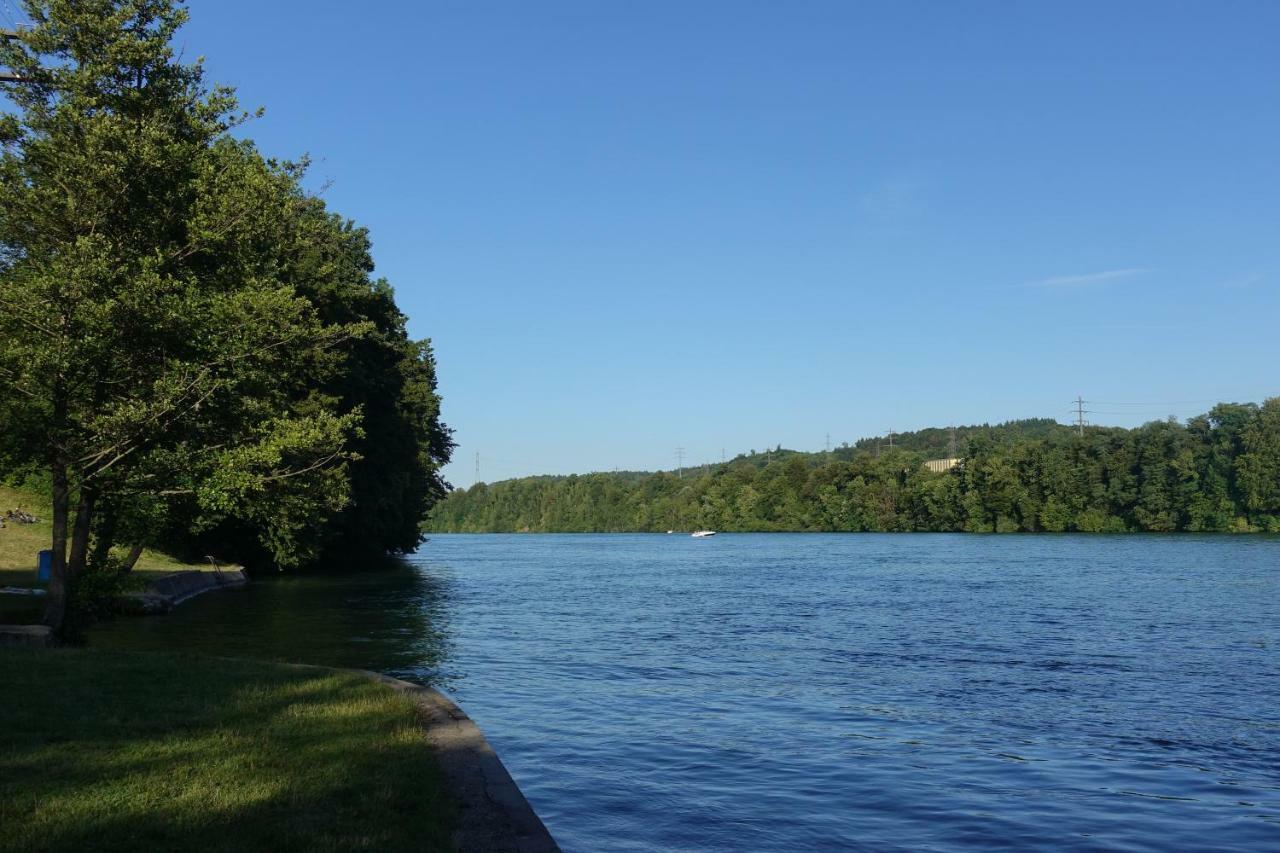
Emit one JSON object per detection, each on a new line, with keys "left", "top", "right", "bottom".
{"left": 1, "top": 484, "right": 215, "bottom": 574}
{"left": 1, "top": 484, "right": 233, "bottom": 625}
{"left": 0, "top": 648, "right": 455, "bottom": 853}
{"left": 0, "top": 484, "right": 52, "bottom": 574}
{"left": 1, "top": 481, "right": 215, "bottom": 568}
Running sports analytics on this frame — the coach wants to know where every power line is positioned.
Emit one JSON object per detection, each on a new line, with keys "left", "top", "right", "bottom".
{"left": 1072, "top": 396, "right": 1090, "bottom": 436}
{"left": 1089, "top": 398, "right": 1254, "bottom": 406}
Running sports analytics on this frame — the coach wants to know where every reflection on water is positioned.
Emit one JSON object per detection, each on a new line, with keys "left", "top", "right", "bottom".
{"left": 92, "top": 560, "right": 454, "bottom": 681}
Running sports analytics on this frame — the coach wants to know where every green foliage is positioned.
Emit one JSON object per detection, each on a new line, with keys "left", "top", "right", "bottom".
{"left": 271, "top": 204, "right": 454, "bottom": 559}
{"left": 427, "top": 402, "right": 1280, "bottom": 534}
{"left": 62, "top": 557, "right": 144, "bottom": 641}
{"left": 189, "top": 411, "right": 362, "bottom": 568}
{"left": 0, "top": 2, "right": 450, "bottom": 628}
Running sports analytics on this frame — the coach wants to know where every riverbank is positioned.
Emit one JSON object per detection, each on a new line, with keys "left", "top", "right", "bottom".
{"left": 0, "top": 648, "right": 456, "bottom": 853}
{"left": 2, "top": 480, "right": 231, "bottom": 631}
{"left": 0, "top": 568, "right": 244, "bottom": 642}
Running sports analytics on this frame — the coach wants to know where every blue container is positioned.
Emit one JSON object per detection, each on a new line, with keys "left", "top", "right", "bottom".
{"left": 36, "top": 549, "right": 52, "bottom": 583}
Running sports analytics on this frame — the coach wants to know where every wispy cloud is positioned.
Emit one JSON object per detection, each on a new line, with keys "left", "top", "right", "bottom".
{"left": 856, "top": 175, "right": 927, "bottom": 226}
{"left": 1028, "top": 268, "right": 1148, "bottom": 288}
{"left": 1091, "top": 322, "right": 1185, "bottom": 331}
{"left": 1218, "top": 273, "right": 1264, "bottom": 290}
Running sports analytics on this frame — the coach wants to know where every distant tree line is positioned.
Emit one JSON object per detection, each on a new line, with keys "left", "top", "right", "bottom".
{"left": 426, "top": 403, "right": 1280, "bottom": 534}
{"left": 0, "top": 2, "right": 451, "bottom": 631}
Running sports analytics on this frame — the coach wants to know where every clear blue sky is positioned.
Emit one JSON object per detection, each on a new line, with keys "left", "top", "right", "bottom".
{"left": 44, "top": 2, "right": 1280, "bottom": 484}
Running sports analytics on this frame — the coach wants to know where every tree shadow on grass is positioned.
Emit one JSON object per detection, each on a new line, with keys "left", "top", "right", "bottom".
{"left": 0, "top": 649, "right": 456, "bottom": 853}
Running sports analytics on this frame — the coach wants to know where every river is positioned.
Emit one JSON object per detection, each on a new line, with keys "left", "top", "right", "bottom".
{"left": 93, "top": 533, "right": 1280, "bottom": 851}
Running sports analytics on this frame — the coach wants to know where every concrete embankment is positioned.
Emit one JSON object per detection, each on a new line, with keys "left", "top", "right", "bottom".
{"left": 358, "top": 670, "right": 561, "bottom": 853}
{"left": 0, "top": 623, "right": 53, "bottom": 647}
{"left": 118, "top": 568, "right": 248, "bottom": 614}
{"left": 2, "top": 569, "right": 248, "bottom": 644}
{"left": 149, "top": 568, "right": 248, "bottom": 603}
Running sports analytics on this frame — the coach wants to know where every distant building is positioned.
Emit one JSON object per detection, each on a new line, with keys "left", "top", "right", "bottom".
{"left": 924, "top": 457, "right": 961, "bottom": 473}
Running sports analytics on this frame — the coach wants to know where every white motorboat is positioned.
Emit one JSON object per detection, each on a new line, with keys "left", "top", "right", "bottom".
{"left": 691, "top": 530, "right": 716, "bottom": 538}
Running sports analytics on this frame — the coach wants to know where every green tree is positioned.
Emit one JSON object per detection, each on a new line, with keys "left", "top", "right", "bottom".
{"left": 0, "top": 1, "right": 361, "bottom": 630}
{"left": 1236, "top": 398, "right": 1280, "bottom": 530}
{"left": 199, "top": 203, "right": 453, "bottom": 562}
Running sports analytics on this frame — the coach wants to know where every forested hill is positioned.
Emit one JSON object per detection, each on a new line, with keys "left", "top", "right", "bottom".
{"left": 425, "top": 403, "right": 1280, "bottom": 534}
{"left": 727, "top": 418, "right": 1070, "bottom": 470}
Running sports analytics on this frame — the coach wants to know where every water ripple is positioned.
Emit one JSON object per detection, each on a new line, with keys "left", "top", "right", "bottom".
{"left": 409, "top": 534, "right": 1280, "bottom": 852}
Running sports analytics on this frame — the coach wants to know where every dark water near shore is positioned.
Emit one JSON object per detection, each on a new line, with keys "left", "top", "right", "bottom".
{"left": 95, "top": 534, "right": 1280, "bottom": 851}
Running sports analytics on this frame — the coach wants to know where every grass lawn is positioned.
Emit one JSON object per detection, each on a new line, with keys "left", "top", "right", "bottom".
{"left": 0, "top": 648, "right": 455, "bottom": 853}
{"left": 1, "top": 484, "right": 232, "bottom": 625}
{"left": 0, "top": 484, "right": 52, "bottom": 576}
{"left": 1, "top": 484, "right": 214, "bottom": 575}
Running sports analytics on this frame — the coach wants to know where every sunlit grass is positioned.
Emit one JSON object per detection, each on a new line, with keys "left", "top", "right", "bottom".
{"left": 0, "top": 485, "right": 53, "bottom": 576}
{"left": 0, "top": 649, "right": 454, "bottom": 852}
{"left": 0, "top": 484, "right": 213, "bottom": 575}
{"left": 1, "top": 484, "right": 230, "bottom": 624}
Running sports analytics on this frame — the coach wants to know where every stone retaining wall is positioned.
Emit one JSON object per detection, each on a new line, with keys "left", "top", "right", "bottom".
{"left": 147, "top": 569, "right": 247, "bottom": 604}
{"left": 116, "top": 569, "right": 248, "bottom": 615}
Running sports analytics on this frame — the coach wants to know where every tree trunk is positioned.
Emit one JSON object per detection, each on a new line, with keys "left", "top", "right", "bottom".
{"left": 41, "top": 459, "right": 70, "bottom": 631}
{"left": 121, "top": 543, "right": 145, "bottom": 574}
{"left": 68, "top": 484, "right": 97, "bottom": 578}
{"left": 89, "top": 497, "right": 119, "bottom": 571}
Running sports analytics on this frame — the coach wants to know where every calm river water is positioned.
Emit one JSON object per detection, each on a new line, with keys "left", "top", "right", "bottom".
{"left": 94, "top": 534, "right": 1280, "bottom": 851}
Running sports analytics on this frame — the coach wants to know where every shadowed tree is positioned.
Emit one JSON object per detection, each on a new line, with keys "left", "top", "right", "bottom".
{"left": 0, "top": 1, "right": 365, "bottom": 631}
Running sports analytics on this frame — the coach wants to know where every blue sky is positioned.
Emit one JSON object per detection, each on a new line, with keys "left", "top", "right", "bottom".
{"left": 18, "top": 1, "right": 1280, "bottom": 485}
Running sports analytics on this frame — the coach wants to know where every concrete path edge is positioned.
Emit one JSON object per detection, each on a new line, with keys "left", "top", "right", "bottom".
{"left": 353, "top": 669, "right": 562, "bottom": 853}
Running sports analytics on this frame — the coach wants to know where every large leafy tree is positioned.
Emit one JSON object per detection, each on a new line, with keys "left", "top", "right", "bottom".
{"left": 277, "top": 203, "right": 452, "bottom": 558}
{"left": 0, "top": 1, "right": 364, "bottom": 630}
{"left": 185, "top": 202, "right": 455, "bottom": 566}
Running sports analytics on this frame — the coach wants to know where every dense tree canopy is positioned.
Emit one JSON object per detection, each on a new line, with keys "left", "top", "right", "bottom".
{"left": 182, "top": 200, "right": 454, "bottom": 567}
{"left": 427, "top": 404, "right": 1280, "bottom": 534}
{"left": 0, "top": 1, "right": 450, "bottom": 630}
